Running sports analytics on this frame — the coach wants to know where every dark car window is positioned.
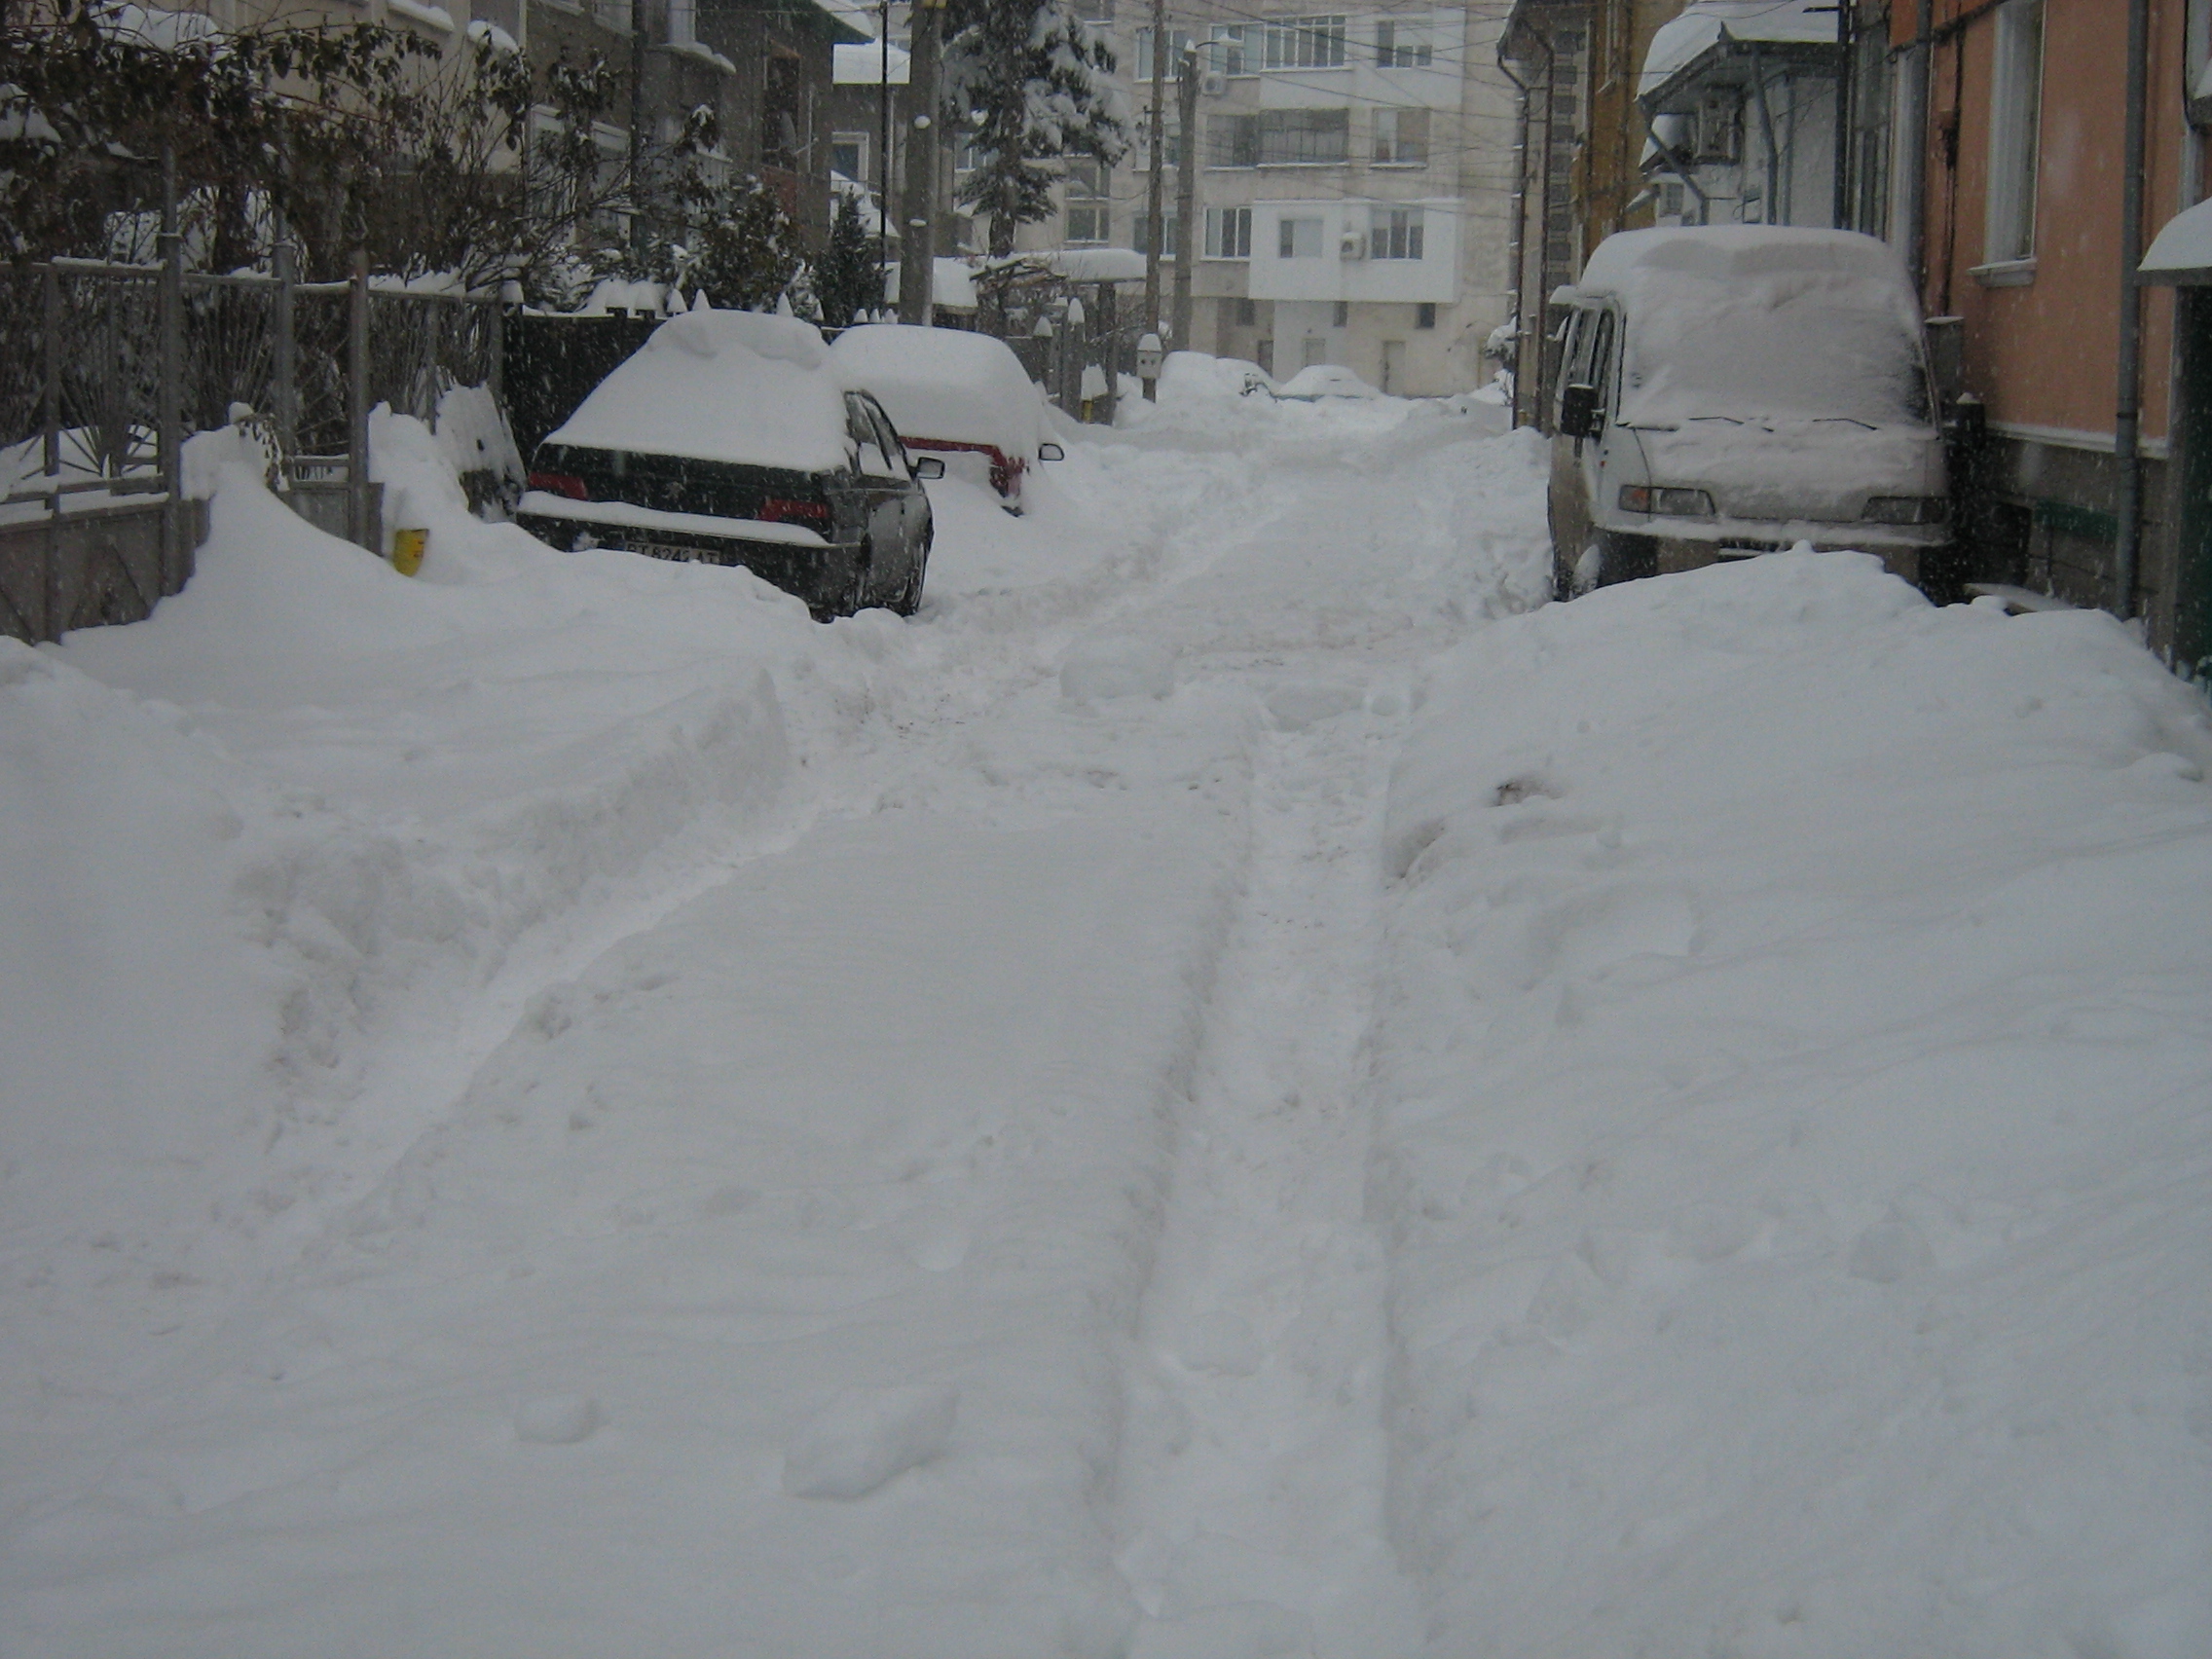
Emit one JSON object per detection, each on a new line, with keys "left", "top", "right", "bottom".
{"left": 844, "top": 394, "right": 902, "bottom": 479}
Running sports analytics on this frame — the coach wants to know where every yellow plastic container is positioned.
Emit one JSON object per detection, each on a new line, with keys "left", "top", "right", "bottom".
{"left": 391, "top": 528, "right": 427, "bottom": 577}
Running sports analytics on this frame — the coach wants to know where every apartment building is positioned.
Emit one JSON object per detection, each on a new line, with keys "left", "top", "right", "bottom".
{"left": 980, "top": 2, "right": 1522, "bottom": 396}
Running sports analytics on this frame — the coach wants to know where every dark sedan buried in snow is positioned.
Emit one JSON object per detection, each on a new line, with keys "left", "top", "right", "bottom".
{"left": 515, "top": 308, "right": 941, "bottom": 619}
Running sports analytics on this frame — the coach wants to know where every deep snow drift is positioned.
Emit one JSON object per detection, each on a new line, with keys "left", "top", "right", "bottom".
{"left": 2, "top": 371, "right": 2207, "bottom": 1659}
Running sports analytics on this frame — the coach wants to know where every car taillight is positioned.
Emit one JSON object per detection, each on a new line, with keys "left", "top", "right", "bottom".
{"left": 758, "top": 497, "right": 831, "bottom": 527}
{"left": 528, "top": 471, "right": 589, "bottom": 500}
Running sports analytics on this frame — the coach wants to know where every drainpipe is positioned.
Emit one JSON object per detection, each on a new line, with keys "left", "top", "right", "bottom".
{"left": 2114, "top": 0, "right": 2151, "bottom": 620}
{"left": 1749, "top": 42, "right": 1782, "bottom": 223}
{"left": 1500, "top": 44, "right": 1534, "bottom": 427}
{"left": 1904, "top": 0, "right": 1933, "bottom": 298}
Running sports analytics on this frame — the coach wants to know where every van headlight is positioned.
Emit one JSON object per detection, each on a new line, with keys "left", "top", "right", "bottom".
{"left": 1862, "top": 496, "right": 1947, "bottom": 525}
{"left": 1619, "top": 485, "right": 1714, "bottom": 517}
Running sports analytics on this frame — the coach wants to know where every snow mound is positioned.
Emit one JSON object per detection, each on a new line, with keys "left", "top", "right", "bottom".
{"left": 1373, "top": 551, "right": 2212, "bottom": 1655}
{"left": 1061, "top": 637, "right": 1177, "bottom": 702}
{"left": 781, "top": 1383, "right": 960, "bottom": 1499}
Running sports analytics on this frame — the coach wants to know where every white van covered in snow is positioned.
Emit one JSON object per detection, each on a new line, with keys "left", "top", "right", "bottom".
{"left": 1546, "top": 227, "right": 1950, "bottom": 600}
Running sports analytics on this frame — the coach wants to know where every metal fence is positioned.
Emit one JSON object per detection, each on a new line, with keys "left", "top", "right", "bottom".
{"left": 2, "top": 244, "right": 504, "bottom": 645}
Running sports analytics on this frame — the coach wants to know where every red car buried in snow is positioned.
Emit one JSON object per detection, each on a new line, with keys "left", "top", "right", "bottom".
{"left": 828, "top": 323, "right": 1062, "bottom": 513}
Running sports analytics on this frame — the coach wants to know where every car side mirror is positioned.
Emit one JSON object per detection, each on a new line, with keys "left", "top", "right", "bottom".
{"left": 912, "top": 456, "right": 945, "bottom": 480}
{"left": 1558, "top": 382, "right": 1602, "bottom": 440}
{"left": 1038, "top": 442, "right": 1065, "bottom": 461}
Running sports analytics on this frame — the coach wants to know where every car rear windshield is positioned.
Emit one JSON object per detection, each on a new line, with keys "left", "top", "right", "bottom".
{"left": 531, "top": 446, "right": 827, "bottom": 520}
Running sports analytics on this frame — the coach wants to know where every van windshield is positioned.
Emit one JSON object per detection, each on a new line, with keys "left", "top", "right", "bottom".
{"left": 1617, "top": 276, "right": 1932, "bottom": 429}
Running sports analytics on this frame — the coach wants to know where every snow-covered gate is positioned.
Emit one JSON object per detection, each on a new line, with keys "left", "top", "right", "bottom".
{"left": 0, "top": 252, "right": 505, "bottom": 645}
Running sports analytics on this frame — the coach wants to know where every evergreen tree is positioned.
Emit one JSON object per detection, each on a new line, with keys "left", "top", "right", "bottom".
{"left": 680, "top": 175, "right": 805, "bottom": 312}
{"left": 941, "top": 0, "right": 1126, "bottom": 257}
{"left": 814, "top": 191, "right": 884, "bottom": 330}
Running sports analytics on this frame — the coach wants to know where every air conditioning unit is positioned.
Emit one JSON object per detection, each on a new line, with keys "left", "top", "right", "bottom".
{"left": 1200, "top": 71, "right": 1229, "bottom": 97}
{"left": 1339, "top": 228, "right": 1366, "bottom": 260}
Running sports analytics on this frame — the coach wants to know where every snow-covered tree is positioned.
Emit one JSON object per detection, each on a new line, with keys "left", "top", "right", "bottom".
{"left": 814, "top": 191, "right": 885, "bottom": 330}
{"left": 941, "top": 0, "right": 1126, "bottom": 257}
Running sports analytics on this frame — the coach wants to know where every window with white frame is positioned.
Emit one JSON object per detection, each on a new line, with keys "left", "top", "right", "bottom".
{"left": 1209, "top": 114, "right": 1260, "bottom": 166}
{"left": 666, "top": 0, "right": 695, "bottom": 45}
{"left": 1370, "top": 205, "right": 1423, "bottom": 259}
{"left": 1259, "top": 107, "right": 1347, "bottom": 165}
{"left": 1277, "top": 215, "right": 1323, "bottom": 258}
{"left": 1066, "top": 205, "right": 1109, "bottom": 243}
{"left": 1985, "top": 0, "right": 2044, "bottom": 266}
{"left": 1134, "top": 26, "right": 1195, "bottom": 83}
{"left": 1376, "top": 16, "right": 1430, "bottom": 68}
{"left": 1373, "top": 108, "right": 1428, "bottom": 166}
{"left": 1264, "top": 16, "right": 1346, "bottom": 70}
{"left": 1208, "top": 23, "right": 1257, "bottom": 75}
{"left": 1065, "top": 158, "right": 1110, "bottom": 244}
{"left": 1134, "top": 211, "right": 1180, "bottom": 258}
{"left": 830, "top": 131, "right": 868, "bottom": 181}
{"left": 1204, "top": 205, "right": 1252, "bottom": 258}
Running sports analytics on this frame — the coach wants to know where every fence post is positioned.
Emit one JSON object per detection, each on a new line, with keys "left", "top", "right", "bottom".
{"left": 348, "top": 248, "right": 372, "bottom": 552}
{"left": 273, "top": 236, "right": 298, "bottom": 478}
{"left": 486, "top": 293, "right": 504, "bottom": 407}
{"left": 42, "top": 267, "right": 61, "bottom": 482}
{"left": 158, "top": 143, "right": 186, "bottom": 595}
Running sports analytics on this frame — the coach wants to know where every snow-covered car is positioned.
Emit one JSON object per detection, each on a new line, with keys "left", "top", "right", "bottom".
{"left": 1274, "top": 365, "right": 1384, "bottom": 401}
{"left": 516, "top": 309, "right": 941, "bottom": 618}
{"left": 827, "top": 323, "right": 1060, "bottom": 512}
{"left": 1546, "top": 226, "right": 1950, "bottom": 600}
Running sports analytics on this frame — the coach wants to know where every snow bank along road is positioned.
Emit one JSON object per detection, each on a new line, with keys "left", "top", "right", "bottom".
{"left": 4, "top": 380, "right": 2210, "bottom": 1659}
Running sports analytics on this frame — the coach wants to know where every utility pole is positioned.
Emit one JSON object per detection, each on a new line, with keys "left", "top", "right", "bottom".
{"left": 629, "top": 0, "right": 646, "bottom": 255}
{"left": 899, "top": 0, "right": 942, "bottom": 323}
{"left": 878, "top": 0, "right": 893, "bottom": 289}
{"left": 1171, "top": 41, "right": 1198, "bottom": 349}
{"left": 1141, "top": 0, "right": 1166, "bottom": 344}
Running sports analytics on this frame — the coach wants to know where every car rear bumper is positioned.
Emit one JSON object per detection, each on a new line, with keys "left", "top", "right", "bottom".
{"left": 515, "top": 511, "right": 868, "bottom": 617}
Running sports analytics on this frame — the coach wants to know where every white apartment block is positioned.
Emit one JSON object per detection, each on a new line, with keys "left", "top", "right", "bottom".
{"left": 979, "top": 2, "right": 1519, "bottom": 395}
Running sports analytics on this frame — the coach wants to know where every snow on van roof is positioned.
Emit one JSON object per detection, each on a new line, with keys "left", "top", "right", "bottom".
{"left": 1569, "top": 228, "right": 1930, "bottom": 429}
{"left": 1641, "top": 0, "right": 1839, "bottom": 97}
{"left": 829, "top": 323, "right": 1042, "bottom": 456}
{"left": 546, "top": 308, "right": 851, "bottom": 474}
{"left": 2140, "top": 195, "right": 2212, "bottom": 278}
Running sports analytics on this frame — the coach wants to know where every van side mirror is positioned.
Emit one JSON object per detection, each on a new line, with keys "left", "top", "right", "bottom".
{"left": 1558, "top": 383, "right": 1603, "bottom": 440}
{"left": 912, "top": 456, "right": 945, "bottom": 479}
{"left": 1038, "top": 442, "right": 1065, "bottom": 461}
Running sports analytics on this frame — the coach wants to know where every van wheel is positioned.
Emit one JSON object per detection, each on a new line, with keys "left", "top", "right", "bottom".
{"left": 1591, "top": 531, "right": 1658, "bottom": 588}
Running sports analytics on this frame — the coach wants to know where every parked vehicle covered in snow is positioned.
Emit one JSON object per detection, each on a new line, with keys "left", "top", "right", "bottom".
{"left": 826, "top": 323, "right": 1058, "bottom": 511}
{"left": 1274, "top": 364, "right": 1384, "bottom": 402}
{"left": 1546, "top": 227, "right": 1950, "bottom": 599}
{"left": 515, "top": 309, "right": 940, "bottom": 618}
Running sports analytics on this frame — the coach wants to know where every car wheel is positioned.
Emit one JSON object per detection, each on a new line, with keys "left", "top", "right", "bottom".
{"left": 1574, "top": 530, "right": 1656, "bottom": 594}
{"left": 893, "top": 529, "right": 931, "bottom": 617}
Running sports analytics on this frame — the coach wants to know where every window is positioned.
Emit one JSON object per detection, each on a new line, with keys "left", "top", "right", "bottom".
{"left": 1415, "top": 301, "right": 1436, "bottom": 329}
{"left": 1373, "top": 108, "right": 1428, "bottom": 166}
{"left": 1376, "top": 16, "right": 1430, "bottom": 68}
{"left": 1064, "top": 158, "right": 1109, "bottom": 199}
{"left": 1204, "top": 205, "right": 1252, "bottom": 259}
{"left": 1134, "top": 212, "right": 1180, "bottom": 258}
{"left": 1208, "top": 23, "right": 1256, "bottom": 75}
{"left": 593, "top": 0, "right": 626, "bottom": 30}
{"left": 1066, "top": 205, "right": 1109, "bottom": 243}
{"left": 1371, "top": 205, "right": 1423, "bottom": 260}
{"left": 1332, "top": 300, "right": 1348, "bottom": 328}
{"left": 1278, "top": 215, "right": 1323, "bottom": 258}
{"left": 830, "top": 131, "right": 868, "bottom": 181}
{"left": 1235, "top": 296, "right": 1258, "bottom": 326}
{"left": 760, "top": 55, "right": 802, "bottom": 169}
{"left": 1260, "top": 108, "right": 1348, "bottom": 166}
{"left": 667, "top": 0, "right": 694, "bottom": 45}
{"left": 955, "top": 139, "right": 979, "bottom": 173}
{"left": 1137, "top": 126, "right": 1183, "bottom": 173}
{"left": 1985, "top": 0, "right": 2044, "bottom": 266}
{"left": 1263, "top": 16, "right": 1346, "bottom": 70}
{"left": 1134, "top": 26, "right": 1195, "bottom": 83}
{"left": 1209, "top": 114, "right": 1259, "bottom": 167}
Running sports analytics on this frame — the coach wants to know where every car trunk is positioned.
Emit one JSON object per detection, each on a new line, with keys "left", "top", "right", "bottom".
{"left": 527, "top": 445, "right": 835, "bottom": 535}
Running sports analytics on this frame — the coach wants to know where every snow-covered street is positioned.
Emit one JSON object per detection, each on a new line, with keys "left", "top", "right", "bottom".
{"left": 5, "top": 380, "right": 2211, "bottom": 1658}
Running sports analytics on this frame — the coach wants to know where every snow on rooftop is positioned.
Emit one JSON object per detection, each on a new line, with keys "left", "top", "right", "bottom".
{"left": 829, "top": 323, "right": 1043, "bottom": 457}
{"left": 2140, "top": 196, "right": 2212, "bottom": 278}
{"left": 834, "top": 41, "right": 911, "bottom": 84}
{"left": 547, "top": 309, "right": 850, "bottom": 474}
{"left": 1640, "top": 0, "right": 1839, "bottom": 98}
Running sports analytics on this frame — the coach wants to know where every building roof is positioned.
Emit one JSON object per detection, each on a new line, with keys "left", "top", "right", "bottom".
{"left": 834, "top": 40, "right": 910, "bottom": 85}
{"left": 1640, "top": 0, "right": 1840, "bottom": 104}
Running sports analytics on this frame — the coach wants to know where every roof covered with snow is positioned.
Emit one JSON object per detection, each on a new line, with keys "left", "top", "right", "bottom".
{"left": 547, "top": 308, "right": 850, "bottom": 475}
{"left": 1640, "top": 0, "right": 1840, "bottom": 99}
{"left": 834, "top": 41, "right": 910, "bottom": 85}
{"left": 829, "top": 324, "right": 1043, "bottom": 456}
{"left": 1569, "top": 227, "right": 1931, "bottom": 428}
{"left": 2140, "top": 196, "right": 2212, "bottom": 280}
